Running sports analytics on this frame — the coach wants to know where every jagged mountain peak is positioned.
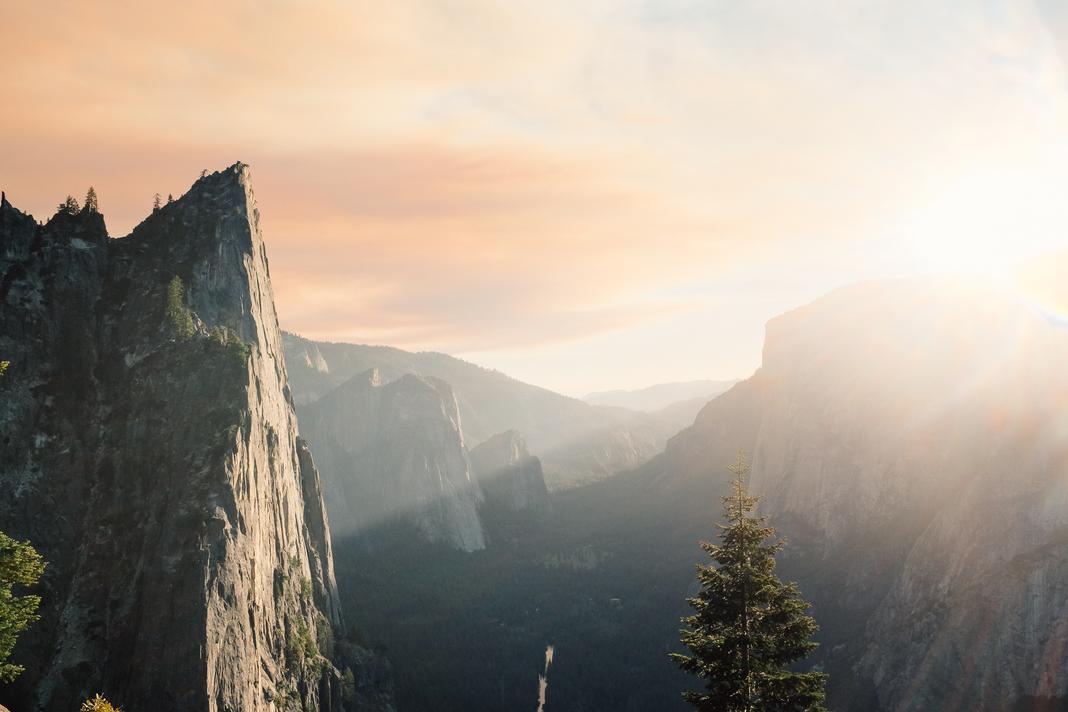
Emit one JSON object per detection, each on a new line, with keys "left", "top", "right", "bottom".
{"left": 0, "top": 165, "right": 388, "bottom": 711}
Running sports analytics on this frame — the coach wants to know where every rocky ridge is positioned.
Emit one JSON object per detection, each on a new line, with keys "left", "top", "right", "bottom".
{"left": 0, "top": 166, "right": 392, "bottom": 711}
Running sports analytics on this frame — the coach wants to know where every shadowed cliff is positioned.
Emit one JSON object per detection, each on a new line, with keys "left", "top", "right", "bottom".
{"left": 0, "top": 166, "right": 393, "bottom": 712}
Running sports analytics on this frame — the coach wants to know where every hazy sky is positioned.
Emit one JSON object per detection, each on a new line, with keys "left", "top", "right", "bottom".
{"left": 4, "top": 1, "right": 1068, "bottom": 396}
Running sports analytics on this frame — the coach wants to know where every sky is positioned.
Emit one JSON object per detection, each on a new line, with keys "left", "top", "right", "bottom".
{"left": 3, "top": 0, "right": 1068, "bottom": 396}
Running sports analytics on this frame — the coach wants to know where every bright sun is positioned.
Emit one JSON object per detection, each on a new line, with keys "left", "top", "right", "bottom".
{"left": 902, "top": 167, "right": 1068, "bottom": 279}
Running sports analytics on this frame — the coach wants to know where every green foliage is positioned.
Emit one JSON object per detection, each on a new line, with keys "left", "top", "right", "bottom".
{"left": 211, "top": 325, "right": 250, "bottom": 366}
{"left": 313, "top": 609, "right": 334, "bottom": 660}
{"left": 84, "top": 186, "right": 99, "bottom": 213}
{"left": 80, "top": 694, "right": 122, "bottom": 712}
{"left": 272, "top": 678, "right": 300, "bottom": 710}
{"left": 281, "top": 556, "right": 327, "bottom": 676}
{"left": 0, "top": 360, "right": 9, "bottom": 377}
{"left": 286, "top": 618, "right": 325, "bottom": 678}
{"left": 329, "top": 462, "right": 748, "bottom": 712}
{"left": 342, "top": 667, "right": 357, "bottom": 704}
{"left": 165, "top": 276, "right": 195, "bottom": 341}
{"left": 671, "top": 453, "right": 827, "bottom": 711}
{"left": 0, "top": 531, "right": 45, "bottom": 683}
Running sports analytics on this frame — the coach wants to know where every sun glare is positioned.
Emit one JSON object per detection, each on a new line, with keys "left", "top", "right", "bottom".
{"left": 902, "top": 167, "right": 1068, "bottom": 279}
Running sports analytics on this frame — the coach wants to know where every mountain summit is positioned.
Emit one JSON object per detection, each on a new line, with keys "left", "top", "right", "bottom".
{"left": 0, "top": 165, "right": 390, "bottom": 711}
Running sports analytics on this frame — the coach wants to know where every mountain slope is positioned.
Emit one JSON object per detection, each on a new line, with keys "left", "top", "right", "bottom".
{"left": 0, "top": 167, "right": 391, "bottom": 712}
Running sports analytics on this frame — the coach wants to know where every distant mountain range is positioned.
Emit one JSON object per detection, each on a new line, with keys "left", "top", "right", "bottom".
{"left": 584, "top": 379, "right": 738, "bottom": 412}
{"left": 283, "top": 333, "right": 682, "bottom": 489}
{"left": 339, "top": 276, "right": 1068, "bottom": 712}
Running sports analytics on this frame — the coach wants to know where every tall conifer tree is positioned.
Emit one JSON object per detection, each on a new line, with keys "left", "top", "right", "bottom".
{"left": 84, "top": 186, "right": 99, "bottom": 212}
{"left": 672, "top": 452, "right": 827, "bottom": 711}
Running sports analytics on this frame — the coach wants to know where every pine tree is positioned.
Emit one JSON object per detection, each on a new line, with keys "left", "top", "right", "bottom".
{"left": 0, "top": 531, "right": 45, "bottom": 683}
{"left": 153, "top": 193, "right": 162, "bottom": 211}
{"left": 671, "top": 452, "right": 827, "bottom": 711}
{"left": 85, "top": 186, "right": 99, "bottom": 213}
{"left": 57, "top": 195, "right": 80, "bottom": 214}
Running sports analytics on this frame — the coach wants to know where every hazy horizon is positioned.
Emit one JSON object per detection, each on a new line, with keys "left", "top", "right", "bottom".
{"left": 5, "top": 0, "right": 1068, "bottom": 395}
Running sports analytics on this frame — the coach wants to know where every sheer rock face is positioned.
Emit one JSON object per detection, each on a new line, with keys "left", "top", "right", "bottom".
{"left": 298, "top": 369, "right": 486, "bottom": 552}
{"left": 0, "top": 167, "right": 385, "bottom": 711}
{"left": 652, "top": 279, "right": 1068, "bottom": 711}
{"left": 470, "top": 430, "right": 550, "bottom": 516}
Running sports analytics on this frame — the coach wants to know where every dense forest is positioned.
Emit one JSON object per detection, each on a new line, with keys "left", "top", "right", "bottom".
{"left": 333, "top": 469, "right": 730, "bottom": 711}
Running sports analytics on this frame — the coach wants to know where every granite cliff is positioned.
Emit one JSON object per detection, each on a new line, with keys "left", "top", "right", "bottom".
{"left": 470, "top": 430, "right": 550, "bottom": 517}
{"left": 297, "top": 369, "right": 487, "bottom": 552}
{"left": 0, "top": 167, "right": 392, "bottom": 711}
{"left": 643, "top": 278, "right": 1068, "bottom": 710}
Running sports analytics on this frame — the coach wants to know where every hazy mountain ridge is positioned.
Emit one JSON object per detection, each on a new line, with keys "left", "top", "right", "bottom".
{"left": 283, "top": 333, "right": 676, "bottom": 488}
{"left": 584, "top": 379, "right": 737, "bottom": 412}
{"left": 337, "top": 278, "right": 1068, "bottom": 711}
{"left": 0, "top": 167, "right": 392, "bottom": 711}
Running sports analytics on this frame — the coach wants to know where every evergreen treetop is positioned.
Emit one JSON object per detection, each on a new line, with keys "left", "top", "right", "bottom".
{"left": 57, "top": 195, "right": 80, "bottom": 215}
{"left": 85, "top": 186, "right": 99, "bottom": 213}
{"left": 671, "top": 451, "right": 827, "bottom": 711}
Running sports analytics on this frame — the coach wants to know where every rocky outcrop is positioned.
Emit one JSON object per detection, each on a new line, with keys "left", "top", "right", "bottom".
{"left": 470, "top": 430, "right": 550, "bottom": 516}
{"left": 646, "top": 278, "right": 1068, "bottom": 711}
{"left": 298, "top": 369, "right": 486, "bottom": 552}
{"left": 0, "top": 167, "right": 392, "bottom": 711}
